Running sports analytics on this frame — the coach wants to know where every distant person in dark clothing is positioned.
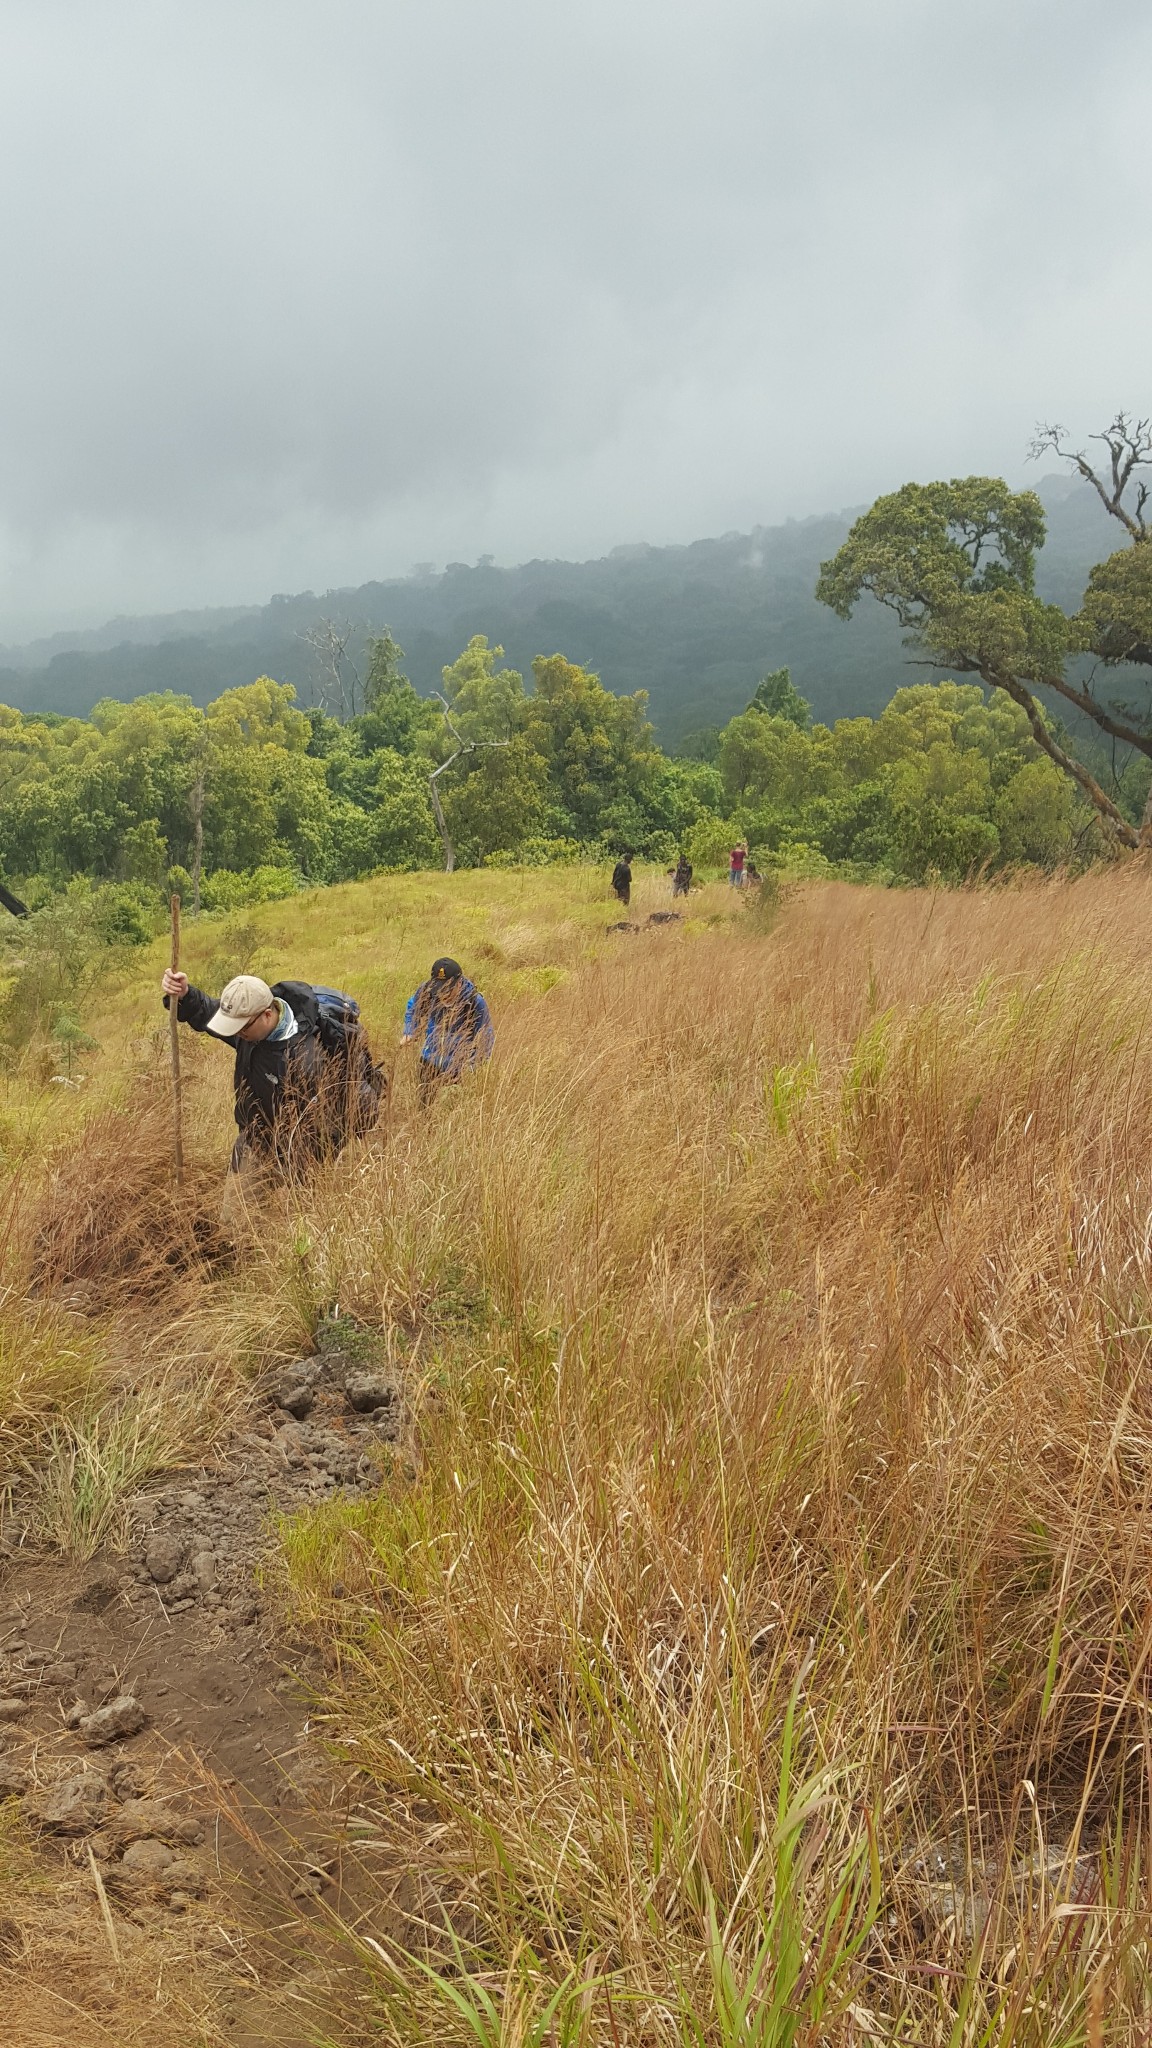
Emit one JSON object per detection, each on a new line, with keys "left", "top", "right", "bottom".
{"left": 401, "top": 957, "right": 494, "bottom": 1108}
{"left": 611, "top": 856, "right": 632, "bottom": 907}
{"left": 671, "top": 853, "right": 692, "bottom": 897}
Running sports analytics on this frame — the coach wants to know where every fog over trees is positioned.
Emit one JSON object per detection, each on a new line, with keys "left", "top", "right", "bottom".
{"left": 0, "top": 476, "right": 1118, "bottom": 747}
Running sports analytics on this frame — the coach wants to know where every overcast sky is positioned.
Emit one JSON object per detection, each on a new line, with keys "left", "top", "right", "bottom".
{"left": 0, "top": 0, "right": 1148, "bottom": 639}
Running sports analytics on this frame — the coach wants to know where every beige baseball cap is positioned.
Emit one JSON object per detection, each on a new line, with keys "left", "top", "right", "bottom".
{"left": 206, "top": 974, "right": 275, "bottom": 1037}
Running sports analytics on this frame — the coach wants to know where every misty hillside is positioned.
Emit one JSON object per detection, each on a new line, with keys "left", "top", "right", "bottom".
{"left": 0, "top": 476, "right": 1118, "bottom": 744}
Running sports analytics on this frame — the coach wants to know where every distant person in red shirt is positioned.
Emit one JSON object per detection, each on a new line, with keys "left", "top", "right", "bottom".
{"left": 728, "top": 844, "right": 747, "bottom": 887}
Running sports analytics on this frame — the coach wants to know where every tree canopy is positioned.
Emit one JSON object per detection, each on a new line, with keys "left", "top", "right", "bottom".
{"left": 0, "top": 646, "right": 1110, "bottom": 925}
{"left": 816, "top": 414, "right": 1152, "bottom": 847}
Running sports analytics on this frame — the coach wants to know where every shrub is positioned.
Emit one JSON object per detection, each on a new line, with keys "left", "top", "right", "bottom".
{"left": 200, "top": 865, "right": 303, "bottom": 911}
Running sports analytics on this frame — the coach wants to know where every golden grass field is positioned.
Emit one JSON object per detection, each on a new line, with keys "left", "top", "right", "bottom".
{"left": 5, "top": 860, "right": 1152, "bottom": 2043}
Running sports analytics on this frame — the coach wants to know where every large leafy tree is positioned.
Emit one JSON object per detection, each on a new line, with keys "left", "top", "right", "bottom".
{"left": 525, "top": 654, "right": 664, "bottom": 842}
{"left": 816, "top": 414, "right": 1152, "bottom": 847}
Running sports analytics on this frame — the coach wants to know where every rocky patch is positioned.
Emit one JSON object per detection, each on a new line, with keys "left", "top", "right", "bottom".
{"left": 123, "top": 1336, "right": 406, "bottom": 1625}
{"left": 0, "top": 1319, "right": 416, "bottom": 2040}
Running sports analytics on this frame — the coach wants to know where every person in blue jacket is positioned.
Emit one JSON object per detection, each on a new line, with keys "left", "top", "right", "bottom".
{"left": 401, "top": 956, "right": 494, "bottom": 1107}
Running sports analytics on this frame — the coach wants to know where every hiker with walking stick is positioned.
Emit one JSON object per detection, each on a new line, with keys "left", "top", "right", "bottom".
{"left": 161, "top": 969, "right": 384, "bottom": 1229}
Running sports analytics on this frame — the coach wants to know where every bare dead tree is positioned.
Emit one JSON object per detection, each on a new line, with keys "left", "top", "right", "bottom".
{"left": 427, "top": 691, "right": 510, "bottom": 873}
{"left": 1030, "top": 413, "right": 1151, "bottom": 542}
{"left": 189, "top": 761, "right": 205, "bottom": 914}
{"left": 299, "top": 616, "right": 364, "bottom": 719}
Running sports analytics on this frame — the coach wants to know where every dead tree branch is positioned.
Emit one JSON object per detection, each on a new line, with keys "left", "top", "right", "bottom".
{"left": 1030, "top": 414, "right": 1152, "bottom": 541}
{"left": 427, "top": 691, "right": 510, "bottom": 874}
{"left": 299, "top": 616, "right": 364, "bottom": 719}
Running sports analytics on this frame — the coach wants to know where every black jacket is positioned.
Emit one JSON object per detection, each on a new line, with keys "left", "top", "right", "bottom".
{"left": 168, "top": 979, "right": 351, "bottom": 1167}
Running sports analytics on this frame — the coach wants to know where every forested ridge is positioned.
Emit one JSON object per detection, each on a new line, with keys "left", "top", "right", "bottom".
{"left": 0, "top": 475, "right": 1116, "bottom": 744}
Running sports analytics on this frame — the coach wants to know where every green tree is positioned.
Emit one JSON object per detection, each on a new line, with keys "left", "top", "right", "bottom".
{"left": 525, "top": 654, "right": 664, "bottom": 842}
{"left": 993, "top": 758, "right": 1077, "bottom": 867}
{"left": 443, "top": 737, "right": 548, "bottom": 861}
{"left": 718, "top": 710, "right": 838, "bottom": 811}
{"left": 356, "top": 633, "right": 441, "bottom": 758}
{"left": 748, "top": 666, "right": 811, "bottom": 726}
{"left": 440, "top": 635, "right": 530, "bottom": 742}
{"left": 816, "top": 413, "right": 1152, "bottom": 848}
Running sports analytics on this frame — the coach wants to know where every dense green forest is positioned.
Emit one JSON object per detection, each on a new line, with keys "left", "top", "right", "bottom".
{"left": 0, "top": 634, "right": 1121, "bottom": 920}
{"left": 0, "top": 476, "right": 1118, "bottom": 744}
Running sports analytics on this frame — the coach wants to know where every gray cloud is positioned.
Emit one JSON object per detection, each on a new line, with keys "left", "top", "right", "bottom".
{"left": 0, "top": 0, "right": 1148, "bottom": 636}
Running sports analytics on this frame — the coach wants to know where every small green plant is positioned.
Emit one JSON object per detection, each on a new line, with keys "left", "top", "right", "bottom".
{"left": 766, "top": 1044, "right": 818, "bottom": 1133}
{"left": 673, "top": 1675, "right": 880, "bottom": 2047}
{"left": 50, "top": 1010, "right": 98, "bottom": 1082}
{"left": 32, "top": 1407, "right": 171, "bottom": 1558}
{"left": 359, "top": 1935, "right": 598, "bottom": 2048}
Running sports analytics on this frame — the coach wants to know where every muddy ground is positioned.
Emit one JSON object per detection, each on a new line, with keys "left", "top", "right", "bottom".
{"left": 0, "top": 1325, "right": 422, "bottom": 2046}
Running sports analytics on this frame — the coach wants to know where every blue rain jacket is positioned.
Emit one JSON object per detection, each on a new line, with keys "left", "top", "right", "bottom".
{"left": 403, "top": 976, "right": 494, "bottom": 1076}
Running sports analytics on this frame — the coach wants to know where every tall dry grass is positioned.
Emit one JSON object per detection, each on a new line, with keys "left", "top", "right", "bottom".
{"left": 263, "top": 870, "right": 1152, "bottom": 2043}
{"left": 11, "top": 865, "right": 1152, "bottom": 2038}
{"left": 1, "top": 864, "right": 710, "bottom": 1551}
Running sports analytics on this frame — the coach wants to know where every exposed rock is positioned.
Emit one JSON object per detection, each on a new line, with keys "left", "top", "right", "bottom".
{"left": 41, "top": 1661, "right": 78, "bottom": 1686}
{"left": 275, "top": 1382, "right": 315, "bottom": 1420}
{"left": 346, "top": 1373, "right": 395, "bottom": 1414}
{"left": 166, "top": 1855, "right": 205, "bottom": 1894}
{"left": 144, "top": 1535, "right": 184, "bottom": 1585}
{"left": 80, "top": 1694, "right": 145, "bottom": 1747}
{"left": 0, "top": 1759, "right": 29, "bottom": 1798}
{"left": 118, "top": 1836, "right": 204, "bottom": 1897}
{"left": 162, "top": 1572, "right": 201, "bottom": 1603}
{"left": 121, "top": 1836, "right": 174, "bottom": 1880}
{"left": 111, "top": 1797, "right": 203, "bottom": 1848}
{"left": 0, "top": 1699, "right": 28, "bottom": 1722}
{"left": 189, "top": 1552, "right": 216, "bottom": 1594}
{"left": 109, "top": 1760, "right": 149, "bottom": 1801}
{"left": 26, "top": 1771, "right": 110, "bottom": 1834}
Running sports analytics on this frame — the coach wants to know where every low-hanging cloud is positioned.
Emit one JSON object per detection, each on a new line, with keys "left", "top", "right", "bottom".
{"left": 0, "top": 0, "right": 1148, "bottom": 637}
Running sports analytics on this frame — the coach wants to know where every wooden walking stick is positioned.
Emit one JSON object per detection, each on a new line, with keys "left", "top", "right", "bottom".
{"left": 169, "top": 893, "right": 184, "bottom": 1187}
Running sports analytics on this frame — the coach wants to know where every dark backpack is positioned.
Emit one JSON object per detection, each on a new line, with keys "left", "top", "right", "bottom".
{"left": 310, "top": 985, "right": 386, "bottom": 1135}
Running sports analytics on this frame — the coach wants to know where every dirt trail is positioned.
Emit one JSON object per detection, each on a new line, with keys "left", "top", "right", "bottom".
{"left": 0, "top": 1321, "right": 416, "bottom": 2046}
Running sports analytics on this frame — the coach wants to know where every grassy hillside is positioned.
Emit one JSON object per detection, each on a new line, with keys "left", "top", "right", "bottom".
{"left": 4, "top": 862, "right": 1152, "bottom": 2042}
